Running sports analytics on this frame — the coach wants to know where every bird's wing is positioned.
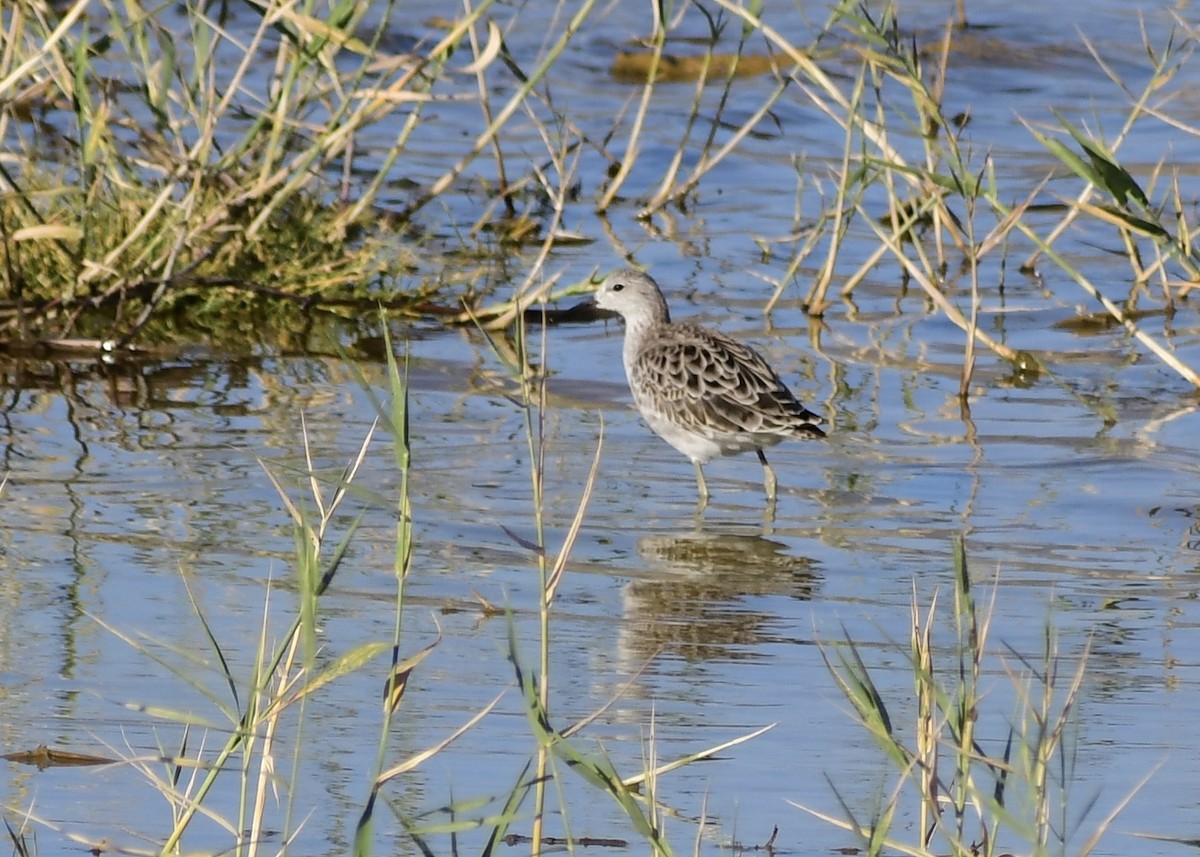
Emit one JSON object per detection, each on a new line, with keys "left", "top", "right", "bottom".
{"left": 630, "top": 324, "right": 822, "bottom": 437}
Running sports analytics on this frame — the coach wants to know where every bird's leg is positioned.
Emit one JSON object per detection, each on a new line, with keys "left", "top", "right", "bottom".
{"left": 756, "top": 449, "right": 778, "bottom": 500}
{"left": 693, "top": 460, "right": 710, "bottom": 506}
{"left": 762, "top": 496, "right": 777, "bottom": 529}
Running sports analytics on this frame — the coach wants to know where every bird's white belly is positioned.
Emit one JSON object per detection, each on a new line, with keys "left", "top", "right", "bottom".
{"left": 641, "top": 411, "right": 781, "bottom": 463}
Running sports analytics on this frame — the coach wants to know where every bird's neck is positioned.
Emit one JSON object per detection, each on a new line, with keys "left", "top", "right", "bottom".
{"left": 621, "top": 313, "right": 662, "bottom": 365}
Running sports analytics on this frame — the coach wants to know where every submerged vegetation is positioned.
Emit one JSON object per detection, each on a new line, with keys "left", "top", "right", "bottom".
{"left": 0, "top": 0, "right": 1195, "bottom": 384}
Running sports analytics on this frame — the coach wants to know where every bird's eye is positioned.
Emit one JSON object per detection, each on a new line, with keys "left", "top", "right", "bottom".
{"left": 612, "top": 283, "right": 625, "bottom": 292}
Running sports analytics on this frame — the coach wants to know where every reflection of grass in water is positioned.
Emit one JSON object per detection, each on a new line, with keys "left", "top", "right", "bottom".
{"left": 2, "top": 0, "right": 1195, "bottom": 848}
{"left": 475, "top": 298, "right": 775, "bottom": 857}
{"left": 30, "top": 419, "right": 1134, "bottom": 857}
{"left": 801, "top": 537, "right": 1147, "bottom": 857}
{"left": 3, "top": 0, "right": 1198, "bottom": 390}
{"left": 0, "top": 317, "right": 775, "bottom": 856}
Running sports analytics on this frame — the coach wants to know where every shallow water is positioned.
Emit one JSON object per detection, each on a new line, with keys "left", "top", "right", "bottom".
{"left": 4, "top": 0, "right": 1200, "bottom": 854}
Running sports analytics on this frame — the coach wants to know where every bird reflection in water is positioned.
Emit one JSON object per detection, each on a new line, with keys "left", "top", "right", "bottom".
{"left": 617, "top": 532, "right": 821, "bottom": 666}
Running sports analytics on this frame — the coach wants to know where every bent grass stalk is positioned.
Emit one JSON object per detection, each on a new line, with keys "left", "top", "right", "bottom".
{"left": 1, "top": 0, "right": 524, "bottom": 341}
{"left": 66, "top": 333, "right": 495, "bottom": 855}
{"left": 856, "top": 196, "right": 1020, "bottom": 363}
{"left": 596, "top": 4, "right": 667, "bottom": 214}
{"left": 1020, "top": 27, "right": 1194, "bottom": 276}
{"left": 77, "top": 420, "right": 380, "bottom": 855}
{"left": 399, "top": 0, "right": 602, "bottom": 224}
{"left": 4, "top": 310, "right": 799, "bottom": 857}
{"left": 637, "top": 3, "right": 791, "bottom": 218}
{"left": 733, "top": 0, "right": 1199, "bottom": 386}
{"left": 7, "top": 0, "right": 1200, "bottom": 848}
{"left": 509, "top": 300, "right": 603, "bottom": 853}
{"left": 799, "top": 539, "right": 1136, "bottom": 857}
{"left": 470, "top": 95, "right": 587, "bottom": 329}
{"left": 476, "top": 288, "right": 775, "bottom": 856}
{"left": 4, "top": 0, "right": 1198, "bottom": 394}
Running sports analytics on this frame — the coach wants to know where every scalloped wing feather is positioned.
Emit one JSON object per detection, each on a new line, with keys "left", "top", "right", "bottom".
{"left": 629, "top": 323, "right": 824, "bottom": 442}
